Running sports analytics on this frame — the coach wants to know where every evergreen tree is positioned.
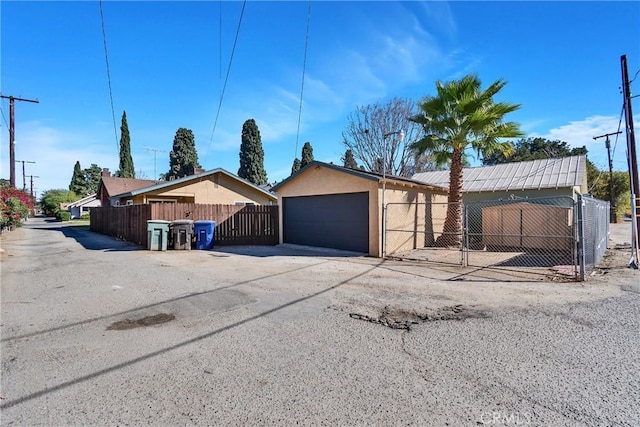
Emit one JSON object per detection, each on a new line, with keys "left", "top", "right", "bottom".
{"left": 83, "top": 164, "right": 103, "bottom": 194}
{"left": 118, "top": 111, "right": 135, "bottom": 178}
{"left": 69, "top": 161, "right": 86, "bottom": 195}
{"left": 300, "top": 142, "right": 314, "bottom": 168}
{"left": 291, "top": 158, "right": 301, "bottom": 175}
{"left": 167, "top": 128, "right": 201, "bottom": 180}
{"left": 238, "top": 119, "right": 268, "bottom": 185}
{"left": 342, "top": 149, "right": 358, "bottom": 169}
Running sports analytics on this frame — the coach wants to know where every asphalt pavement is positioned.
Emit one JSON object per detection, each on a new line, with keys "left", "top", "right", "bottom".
{"left": 1, "top": 218, "right": 638, "bottom": 426}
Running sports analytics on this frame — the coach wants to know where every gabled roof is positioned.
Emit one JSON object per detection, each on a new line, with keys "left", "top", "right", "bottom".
{"left": 111, "top": 168, "right": 277, "bottom": 201}
{"left": 67, "top": 193, "right": 99, "bottom": 208}
{"left": 272, "top": 161, "right": 448, "bottom": 192}
{"left": 412, "top": 155, "right": 587, "bottom": 193}
{"left": 98, "top": 176, "right": 162, "bottom": 198}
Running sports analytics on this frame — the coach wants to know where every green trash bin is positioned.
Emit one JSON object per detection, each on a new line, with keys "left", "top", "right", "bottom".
{"left": 147, "top": 220, "right": 170, "bottom": 251}
{"left": 170, "top": 219, "right": 194, "bottom": 250}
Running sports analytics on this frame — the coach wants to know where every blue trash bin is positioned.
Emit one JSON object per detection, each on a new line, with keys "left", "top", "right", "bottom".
{"left": 194, "top": 220, "right": 216, "bottom": 250}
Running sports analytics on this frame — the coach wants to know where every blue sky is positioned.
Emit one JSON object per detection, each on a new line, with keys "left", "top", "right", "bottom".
{"left": 1, "top": 1, "right": 639, "bottom": 196}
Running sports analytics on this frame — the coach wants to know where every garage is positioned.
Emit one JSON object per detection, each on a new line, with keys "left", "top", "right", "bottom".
{"left": 283, "top": 192, "right": 369, "bottom": 253}
{"left": 272, "top": 161, "right": 448, "bottom": 257}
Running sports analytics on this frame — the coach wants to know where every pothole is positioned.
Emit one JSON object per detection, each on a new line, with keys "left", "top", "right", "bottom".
{"left": 349, "top": 305, "right": 488, "bottom": 330}
{"left": 107, "top": 313, "right": 176, "bottom": 330}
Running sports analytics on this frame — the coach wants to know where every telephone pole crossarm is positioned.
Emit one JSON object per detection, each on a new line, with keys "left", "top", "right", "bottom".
{"left": 1, "top": 94, "right": 39, "bottom": 188}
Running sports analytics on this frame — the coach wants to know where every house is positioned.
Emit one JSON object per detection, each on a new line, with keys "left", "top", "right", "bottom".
{"left": 97, "top": 169, "right": 161, "bottom": 207}
{"left": 271, "top": 161, "right": 449, "bottom": 257}
{"left": 108, "top": 168, "right": 277, "bottom": 206}
{"left": 67, "top": 193, "right": 101, "bottom": 219}
{"left": 413, "top": 155, "right": 587, "bottom": 239}
{"left": 412, "top": 155, "right": 588, "bottom": 203}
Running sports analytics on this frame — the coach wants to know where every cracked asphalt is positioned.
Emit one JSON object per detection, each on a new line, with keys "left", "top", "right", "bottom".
{"left": 1, "top": 218, "right": 638, "bottom": 426}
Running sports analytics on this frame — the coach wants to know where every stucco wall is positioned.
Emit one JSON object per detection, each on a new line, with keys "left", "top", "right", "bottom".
{"left": 275, "top": 166, "right": 448, "bottom": 257}
{"left": 383, "top": 185, "right": 448, "bottom": 255}
{"left": 116, "top": 174, "right": 276, "bottom": 206}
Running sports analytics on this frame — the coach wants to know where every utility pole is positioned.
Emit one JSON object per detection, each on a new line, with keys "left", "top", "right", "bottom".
{"left": 15, "top": 160, "right": 35, "bottom": 192}
{"left": 29, "top": 175, "right": 39, "bottom": 199}
{"left": 593, "top": 131, "right": 622, "bottom": 223}
{"left": 29, "top": 175, "right": 39, "bottom": 217}
{"left": 144, "top": 147, "right": 167, "bottom": 180}
{"left": 0, "top": 94, "right": 39, "bottom": 188}
{"left": 621, "top": 54, "right": 639, "bottom": 268}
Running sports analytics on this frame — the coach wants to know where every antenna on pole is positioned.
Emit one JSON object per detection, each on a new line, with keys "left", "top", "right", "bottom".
{"left": 144, "top": 147, "right": 167, "bottom": 180}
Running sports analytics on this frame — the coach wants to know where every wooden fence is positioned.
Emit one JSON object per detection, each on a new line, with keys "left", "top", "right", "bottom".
{"left": 90, "top": 203, "right": 279, "bottom": 248}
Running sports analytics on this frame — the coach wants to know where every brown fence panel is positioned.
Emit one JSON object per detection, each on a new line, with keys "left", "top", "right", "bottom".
{"left": 89, "top": 204, "right": 152, "bottom": 247}
{"left": 210, "top": 205, "right": 279, "bottom": 246}
{"left": 91, "top": 203, "right": 278, "bottom": 247}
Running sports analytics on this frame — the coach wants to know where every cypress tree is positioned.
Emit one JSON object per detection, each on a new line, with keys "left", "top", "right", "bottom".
{"left": 69, "top": 161, "right": 86, "bottom": 195}
{"left": 167, "top": 128, "right": 201, "bottom": 180}
{"left": 342, "top": 149, "right": 358, "bottom": 169}
{"left": 83, "top": 164, "right": 103, "bottom": 194}
{"left": 291, "top": 158, "right": 301, "bottom": 175}
{"left": 300, "top": 142, "right": 314, "bottom": 168}
{"left": 238, "top": 119, "right": 268, "bottom": 185}
{"left": 118, "top": 111, "right": 135, "bottom": 178}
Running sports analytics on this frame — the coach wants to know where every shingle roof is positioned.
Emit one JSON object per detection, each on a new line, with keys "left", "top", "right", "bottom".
{"left": 412, "top": 155, "right": 587, "bottom": 193}
{"left": 67, "top": 193, "right": 98, "bottom": 208}
{"left": 99, "top": 177, "right": 162, "bottom": 198}
{"left": 113, "top": 168, "right": 277, "bottom": 201}
{"left": 272, "top": 160, "right": 448, "bottom": 193}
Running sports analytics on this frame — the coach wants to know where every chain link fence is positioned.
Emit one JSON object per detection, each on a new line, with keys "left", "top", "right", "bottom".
{"left": 577, "top": 195, "right": 610, "bottom": 280}
{"left": 384, "top": 196, "right": 611, "bottom": 281}
{"left": 464, "top": 197, "right": 578, "bottom": 280}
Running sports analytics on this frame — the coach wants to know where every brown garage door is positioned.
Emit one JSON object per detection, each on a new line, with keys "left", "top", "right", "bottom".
{"left": 282, "top": 192, "right": 369, "bottom": 253}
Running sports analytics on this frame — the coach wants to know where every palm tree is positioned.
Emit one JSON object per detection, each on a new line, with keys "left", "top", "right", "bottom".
{"left": 410, "top": 74, "right": 523, "bottom": 247}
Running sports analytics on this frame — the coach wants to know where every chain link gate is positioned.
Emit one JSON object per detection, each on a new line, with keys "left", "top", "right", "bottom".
{"left": 577, "top": 195, "right": 610, "bottom": 280}
{"left": 464, "top": 197, "right": 578, "bottom": 280}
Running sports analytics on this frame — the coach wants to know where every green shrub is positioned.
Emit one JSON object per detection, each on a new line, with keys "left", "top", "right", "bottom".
{"left": 80, "top": 213, "right": 90, "bottom": 220}
{"left": 55, "top": 210, "right": 71, "bottom": 222}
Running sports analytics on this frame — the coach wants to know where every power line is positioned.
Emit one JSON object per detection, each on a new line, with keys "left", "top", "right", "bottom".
{"left": 99, "top": 0, "right": 119, "bottom": 152}
{"left": 0, "top": 104, "right": 9, "bottom": 128}
{"left": 611, "top": 105, "right": 625, "bottom": 161}
{"left": 209, "top": 0, "right": 247, "bottom": 147}
{"left": 295, "top": 0, "right": 312, "bottom": 158}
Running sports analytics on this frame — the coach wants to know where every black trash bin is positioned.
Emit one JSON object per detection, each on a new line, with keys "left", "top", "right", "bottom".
{"left": 170, "top": 220, "right": 194, "bottom": 250}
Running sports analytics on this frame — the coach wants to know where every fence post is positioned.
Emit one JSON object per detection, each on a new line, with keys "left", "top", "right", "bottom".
{"left": 577, "top": 194, "right": 586, "bottom": 281}
{"left": 462, "top": 203, "right": 468, "bottom": 266}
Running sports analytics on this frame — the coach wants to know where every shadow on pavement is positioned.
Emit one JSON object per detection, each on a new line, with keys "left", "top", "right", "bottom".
{"left": 212, "top": 243, "right": 366, "bottom": 258}
{"left": 27, "top": 223, "right": 143, "bottom": 252}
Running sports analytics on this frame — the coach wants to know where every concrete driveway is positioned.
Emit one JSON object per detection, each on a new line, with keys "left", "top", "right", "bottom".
{"left": 1, "top": 218, "right": 638, "bottom": 425}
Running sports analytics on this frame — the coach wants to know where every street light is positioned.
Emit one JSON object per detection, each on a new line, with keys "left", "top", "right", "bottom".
{"left": 381, "top": 129, "right": 404, "bottom": 257}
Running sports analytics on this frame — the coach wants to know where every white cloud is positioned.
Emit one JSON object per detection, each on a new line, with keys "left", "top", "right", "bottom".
{"left": 532, "top": 116, "right": 621, "bottom": 150}
{"left": 531, "top": 115, "right": 628, "bottom": 170}
{"left": 2, "top": 121, "right": 118, "bottom": 195}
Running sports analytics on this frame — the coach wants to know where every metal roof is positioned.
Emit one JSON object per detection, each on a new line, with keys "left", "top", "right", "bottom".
{"left": 412, "top": 155, "right": 586, "bottom": 193}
